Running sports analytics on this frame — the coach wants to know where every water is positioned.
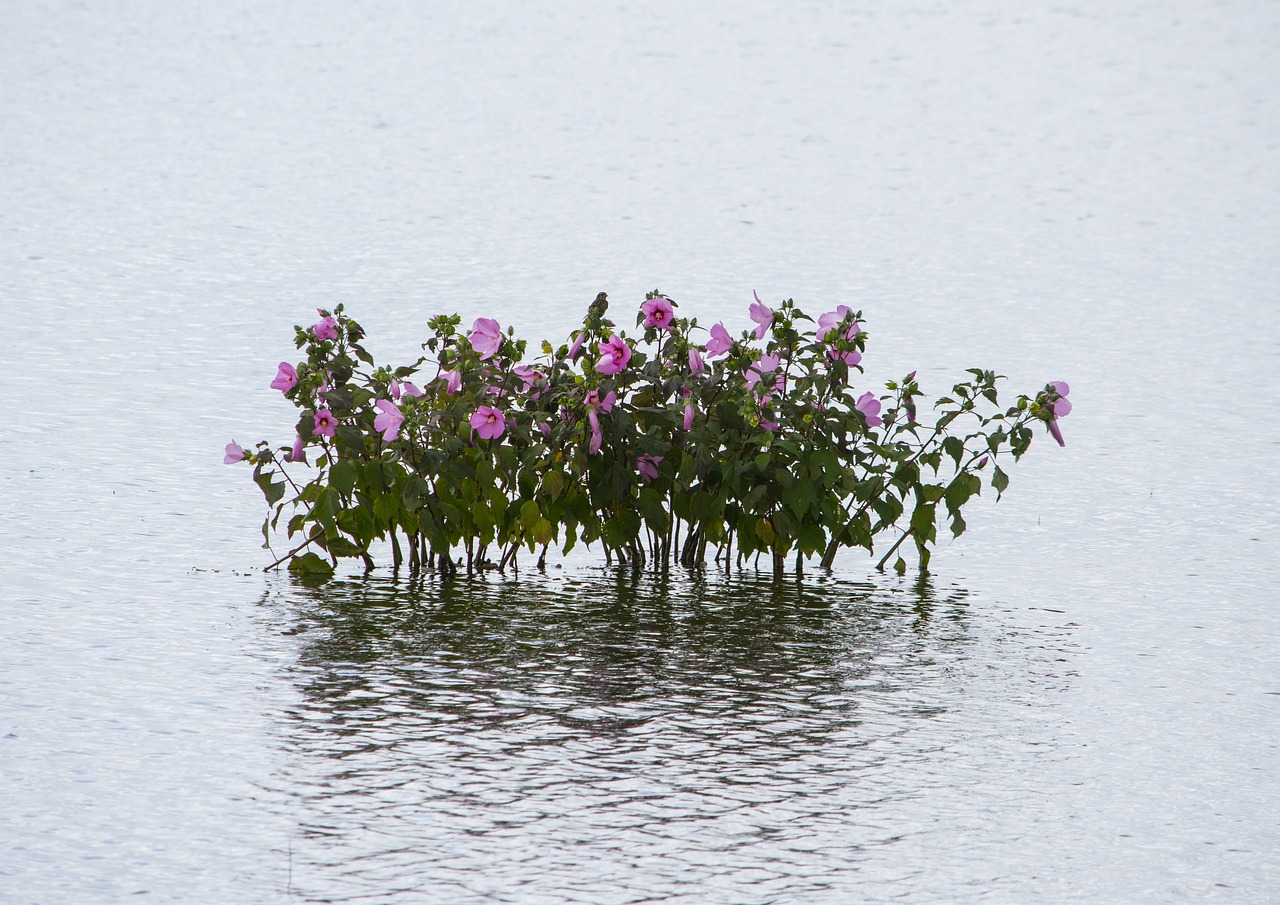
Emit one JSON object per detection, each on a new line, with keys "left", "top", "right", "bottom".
{"left": 3, "top": 1, "right": 1279, "bottom": 901}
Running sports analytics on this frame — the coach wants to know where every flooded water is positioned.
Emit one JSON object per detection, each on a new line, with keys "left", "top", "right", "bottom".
{"left": 3, "top": 1, "right": 1279, "bottom": 902}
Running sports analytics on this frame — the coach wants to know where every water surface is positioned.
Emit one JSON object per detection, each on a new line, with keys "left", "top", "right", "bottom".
{"left": 3, "top": 1, "right": 1278, "bottom": 901}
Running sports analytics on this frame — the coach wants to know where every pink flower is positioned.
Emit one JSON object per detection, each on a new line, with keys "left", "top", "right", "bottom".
{"left": 587, "top": 409, "right": 603, "bottom": 454}
{"left": 744, "top": 352, "right": 780, "bottom": 391}
{"left": 585, "top": 389, "right": 616, "bottom": 412}
{"left": 641, "top": 297, "right": 675, "bottom": 330}
{"left": 817, "top": 305, "right": 858, "bottom": 340}
{"left": 374, "top": 399, "right": 404, "bottom": 442}
{"left": 855, "top": 392, "right": 883, "bottom": 428}
{"left": 468, "top": 317, "right": 503, "bottom": 360}
{"left": 270, "top": 362, "right": 298, "bottom": 393}
{"left": 568, "top": 331, "right": 586, "bottom": 360}
{"left": 688, "top": 347, "right": 705, "bottom": 374}
{"left": 287, "top": 435, "right": 307, "bottom": 464}
{"left": 313, "top": 408, "right": 338, "bottom": 437}
{"left": 311, "top": 316, "right": 338, "bottom": 342}
{"left": 1047, "top": 381, "right": 1071, "bottom": 447}
{"left": 401, "top": 381, "right": 423, "bottom": 398}
{"left": 536, "top": 421, "right": 551, "bottom": 439}
{"left": 637, "top": 454, "right": 663, "bottom": 482}
{"left": 595, "top": 334, "right": 632, "bottom": 375}
{"left": 760, "top": 419, "right": 779, "bottom": 432}
{"left": 513, "top": 365, "right": 543, "bottom": 393}
{"left": 749, "top": 291, "right": 773, "bottom": 340}
{"left": 440, "top": 370, "right": 462, "bottom": 395}
{"left": 818, "top": 305, "right": 862, "bottom": 365}
{"left": 683, "top": 403, "right": 695, "bottom": 431}
{"left": 470, "top": 405, "right": 506, "bottom": 440}
{"left": 705, "top": 322, "right": 733, "bottom": 357}
{"left": 223, "top": 440, "right": 245, "bottom": 464}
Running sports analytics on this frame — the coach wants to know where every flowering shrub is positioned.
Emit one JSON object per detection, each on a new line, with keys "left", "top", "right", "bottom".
{"left": 227, "top": 293, "right": 1071, "bottom": 579}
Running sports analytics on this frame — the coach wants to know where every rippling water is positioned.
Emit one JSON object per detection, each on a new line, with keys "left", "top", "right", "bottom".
{"left": 268, "top": 573, "right": 1075, "bottom": 903}
{"left": 3, "top": 0, "right": 1279, "bottom": 902}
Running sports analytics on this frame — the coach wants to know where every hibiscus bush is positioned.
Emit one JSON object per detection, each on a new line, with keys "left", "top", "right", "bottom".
{"left": 226, "top": 292, "right": 1071, "bottom": 579}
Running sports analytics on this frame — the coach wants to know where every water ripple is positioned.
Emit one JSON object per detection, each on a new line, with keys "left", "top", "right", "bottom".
{"left": 257, "top": 571, "right": 1075, "bottom": 903}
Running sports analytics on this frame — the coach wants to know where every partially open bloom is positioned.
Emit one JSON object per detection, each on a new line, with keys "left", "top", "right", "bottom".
{"left": 568, "top": 331, "right": 585, "bottom": 360}
{"left": 514, "top": 365, "right": 543, "bottom": 394}
{"left": 688, "top": 347, "right": 705, "bottom": 374}
{"left": 270, "top": 361, "right": 298, "bottom": 393}
{"left": 440, "top": 369, "right": 462, "bottom": 395}
{"left": 637, "top": 454, "right": 663, "bottom": 482}
{"left": 818, "top": 305, "right": 862, "bottom": 365}
{"left": 585, "top": 389, "right": 616, "bottom": 412}
{"left": 641, "top": 297, "right": 675, "bottom": 330}
{"left": 749, "top": 291, "right": 773, "bottom": 340}
{"left": 587, "top": 409, "right": 603, "bottom": 454}
{"left": 313, "top": 408, "right": 338, "bottom": 437}
{"left": 311, "top": 315, "right": 339, "bottom": 342}
{"left": 705, "top": 322, "right": 733, "bottom": 357}
{"left": 470, "top": 405, "right": 506, "bottom": 440}
{"left": 595, "top": 334, "right": 632, "bottom": 375}
{"left": 1046, "top": 381, "right": 1072, "bottom": 446}
{"left": 287, "top": 435, "right": 306, "bottom": 464}
{"left": 744, "top": 352, "right": 780, "bottom": 391}
{"left": 374, "top": 399, "right": 404, "bottom": 442}
{"left": 223, "top": 440, "right": 245, "bottom": 464}
{"left": 401, "top": 381, "right": 423, "bottom": 398}
{"left": 468, "top": 317, "right": 503, "bottom": 360}
{"left": 818, "top": 305, "right": 857, "bottom": 341}
{"left": 855, "top": 392, "right": 883, "bottom": 428}
{"left": 683, "top": 403, "right": 695, "bottom": 431}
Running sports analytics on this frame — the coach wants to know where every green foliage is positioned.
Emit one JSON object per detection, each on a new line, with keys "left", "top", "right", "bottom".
{"left": 233, "top": 295, "right": 1068, "bottom": 578}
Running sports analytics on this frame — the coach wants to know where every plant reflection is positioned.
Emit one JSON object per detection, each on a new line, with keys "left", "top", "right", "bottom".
{"left": 275, "top": 570, "right": 973, "bottom": 739}
{"left": 259, "top": 570, "right": 1035, "bottom": 903}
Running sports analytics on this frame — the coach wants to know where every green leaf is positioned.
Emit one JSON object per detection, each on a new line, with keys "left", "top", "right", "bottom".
{"left": 288, "top": 552, "right": 334, "bottom": 579}
{"left": 541, "top": 469, "right": 565, "bottom": 500}
{"left": 520, "top": 499, "right": 541, "bottom": 531}
{"left": 944, "top": 474, "right": 976, "bottom": 514}
{"left": 910, "top": 502, "right": 937, "bottom": 544}
{"left": 992, "top": 465, "right": 1010, "bottom": 497}
{"left": 919, "top": 484, "right": 945, "bottom": 505}
{"left": 401, "top": 476, "right": 431, "bottom": 512}
{"left": 786, "top": 479, "right": 818, "bottom": 519}
{"left": 638, "top": 489, "right": 670, "bottom": 531}
{"left": 314, "top": 487, "right": 340, "bottom": 532}
{"left": 797, "top": 522, "right": 826, "bottom": 556}
{"left": 373, "top": 494, "right": 400, "bottom": 528}
{"left": 254, "top": 469, "right": 285, "bottom": 506}
{"left": 330, "top": 460, "right": 358, "bottom": 495}
{"left": 326, "top": 536, "right": 364, "bottom": 558}
{"left": 941, "top": 436, "right": 965, "bottom": 468}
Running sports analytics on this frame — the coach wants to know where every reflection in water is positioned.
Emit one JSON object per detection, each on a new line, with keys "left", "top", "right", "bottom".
{"left": 262, "top": 571, "right": 1074, "bottom": 903}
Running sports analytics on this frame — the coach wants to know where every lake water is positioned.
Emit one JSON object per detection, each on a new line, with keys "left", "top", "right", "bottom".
{"left": 3, "top": 1, "right": 1279, "bottom": 902}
